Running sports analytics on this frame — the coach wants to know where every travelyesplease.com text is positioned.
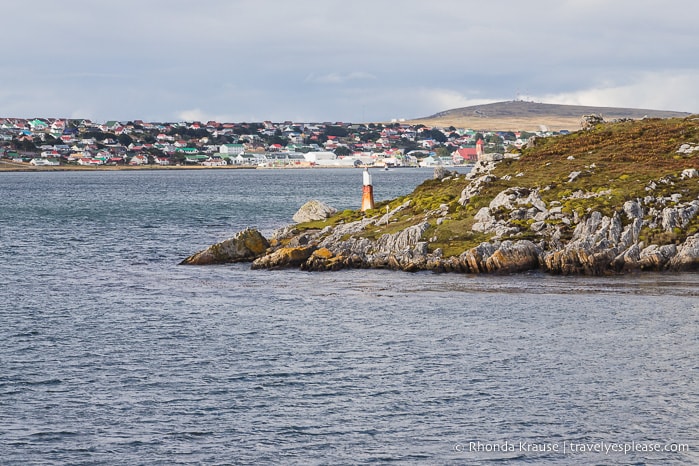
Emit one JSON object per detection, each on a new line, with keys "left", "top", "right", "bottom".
{"left": 454, "top": 440, "right": 690, "bottom": 455}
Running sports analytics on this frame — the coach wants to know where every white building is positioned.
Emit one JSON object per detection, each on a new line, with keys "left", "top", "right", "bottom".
{"left": 303, "top": 151, "right": 336, "bottom": 165}
{"left": 30, "top": 158, "right": 60, "bottom": 166}
{"left": 419, "top": 155, "right": 441, "bottom": 167}
{"left": 219, "top": 143, "right": 245, "bottom": 155}
{"left": 234, "top": 153, "right": 268, "bottom": 165}
{"left": 203, "top": 157, "right": 227, "bottom": 167}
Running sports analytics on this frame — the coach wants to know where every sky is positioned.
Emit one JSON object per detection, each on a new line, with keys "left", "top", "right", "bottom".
{"left": 2, "top": 0, "right": 698, "bottom": 123}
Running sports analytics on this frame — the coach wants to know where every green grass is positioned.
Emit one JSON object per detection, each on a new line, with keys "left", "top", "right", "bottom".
{"left": 295, "top": 117, "right": 699, "bottom": 257}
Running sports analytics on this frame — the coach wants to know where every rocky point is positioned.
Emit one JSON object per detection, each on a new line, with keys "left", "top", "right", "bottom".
{"left": 182, "top": 115, "right": 699, "bottom": 275}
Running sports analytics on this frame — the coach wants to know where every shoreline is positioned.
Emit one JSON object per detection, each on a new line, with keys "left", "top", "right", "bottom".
{"left": 0, "top": 161, "right": 435, "bottom": 173}
{"left": 0, "top": 162, "right": 259, "bottom": 172}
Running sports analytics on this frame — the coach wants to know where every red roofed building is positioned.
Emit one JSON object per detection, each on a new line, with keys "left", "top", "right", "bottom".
{"left": 455, "top": 147, "right": 477, "bottom": 162}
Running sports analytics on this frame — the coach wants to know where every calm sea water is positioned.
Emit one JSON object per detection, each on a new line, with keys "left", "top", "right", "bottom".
{"left": 1, "top": 168, "right": 698, "bottom": 465}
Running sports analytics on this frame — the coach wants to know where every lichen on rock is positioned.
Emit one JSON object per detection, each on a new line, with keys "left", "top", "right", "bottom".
{"left": 251, "top": 245, "right": 317, "bottom": 270}
{"left": 180, "top": 228, "right": 270, "bottom": 265}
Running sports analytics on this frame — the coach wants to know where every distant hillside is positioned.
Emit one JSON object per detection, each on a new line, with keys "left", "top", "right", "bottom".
{"left": 409, "top": 100, "right": 692, "bottom": 131}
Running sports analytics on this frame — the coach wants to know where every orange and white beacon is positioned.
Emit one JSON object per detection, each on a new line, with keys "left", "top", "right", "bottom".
{"left": 360, "top": 167, "right": 375, "bottom": 212}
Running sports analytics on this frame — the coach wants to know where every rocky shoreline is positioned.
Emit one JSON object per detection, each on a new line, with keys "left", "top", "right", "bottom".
{"left": 181, "top": 163, "right": 699, "bottom": 275}
{"left": 181, "top": 117, "right": 699, "bottom": 275}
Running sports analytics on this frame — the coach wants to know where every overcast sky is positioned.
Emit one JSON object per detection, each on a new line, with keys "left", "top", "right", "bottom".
{"left": 2, "top": 0, "right": 698, "bottom": 123}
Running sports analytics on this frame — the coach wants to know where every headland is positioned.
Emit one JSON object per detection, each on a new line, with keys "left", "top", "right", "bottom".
{"left": 182, "top": 115, "right": 699, "bottom": 275}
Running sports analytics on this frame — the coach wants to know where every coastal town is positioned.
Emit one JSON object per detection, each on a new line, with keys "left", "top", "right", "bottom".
{"left": 0, "top": 117, "right": 564, "bottom": 169}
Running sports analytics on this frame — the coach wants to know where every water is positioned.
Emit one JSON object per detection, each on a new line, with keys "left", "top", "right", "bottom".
{"left": 1, "top": 168, "right": 698, "bottom": 465}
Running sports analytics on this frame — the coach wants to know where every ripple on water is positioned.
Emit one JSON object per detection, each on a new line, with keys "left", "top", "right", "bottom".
{"left": 1, "top": 170, "right": 698, "bottom": 465}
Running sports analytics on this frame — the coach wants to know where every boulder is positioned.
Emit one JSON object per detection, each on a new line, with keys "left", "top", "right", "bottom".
{"left": 623, "top": 199, "right": 643, "bottom": 220}
{"left": 581, "top": 114, "right": 604, "bottom": 130}
{"left": 483, "top": 240, "right": 540, "bottom": 273}
{"left": 375, "top": 222, "right": 430, "bottom": 254}
{"left": 433, "top": 165, "right": 448, "bottom": 179}
{"left": 458, "top": 242, "right": 498, "bottom": 273}
{"left": 292, "top": 200, "right": 337, "bottom": 223}
{"left": 180, "top": 228, "right": 269, "bottom": 265}
{"left": 681, "top": 168, "right": 698, "bottom": 179}
{"left": 459, "top": 174, "right": 497, "bottom": 205}
{"left": 660, "top": 201, "right": 699, "bottom": 232}
{"left": 611, "top": 243, "right": 642, "bottom": 272}
{"left": 376, "top": 200, "right": 411, "bottom": 226}
{"left": 567, "top": 171, "right": 582, "bottom": 182}
{"left": 531, "top": 221, "right": 547, "bottom": 232}
{"left": 638, "top": 244, "right": 677, "bottom": 271}
{"left": 251, "top": 245, "right": 317, "bottom": 270}
{"left": 301, "top": 247, "right": 347, "bottom": 271}
{"left": 541, "top": 246, "right": 617, "bottom": 275}
{"left": 487, "top": 187, "right": 546, "bottom": 213}
{"left": 677, "top": 144, "right": 699, "bottom": 155}
{"left": 667, "top": 233, "right": 699, "bottom": 271}
{"left": 480, "top": 153, "right": 504, "bottom": 162}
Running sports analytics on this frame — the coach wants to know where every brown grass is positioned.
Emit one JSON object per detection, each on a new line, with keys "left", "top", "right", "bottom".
{"left": 409, "top": 115, "right": 583, "bottom": 132}
{"left": 313, "top": 116, "right": 699, "bottom": 256}
{"left": 405, "top": 101, "right": 691, "bottom": 131}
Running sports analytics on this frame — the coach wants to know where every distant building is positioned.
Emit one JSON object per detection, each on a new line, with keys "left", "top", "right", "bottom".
{"left": 219, "top": 143, "right": 245, "bottom": 156}
{"left": 454, "top": 147, "right": 478, "bottom": 162}
{"left": 475, "top": 139, "right": 485, "bottom": 161}
{"left": 419, "top": 155, "right": 440, "bottom": 167}
{"left": 129, "top": 155, "right": 148, "bottom": 165}
{"left": 234, "top": 153, "right": 267, "bottom": 165}
{"left": 30, "top": 158, "right": 60, "bottom": 166}
{"left": 303, "top": 151, "right": 336, "bottom": 165}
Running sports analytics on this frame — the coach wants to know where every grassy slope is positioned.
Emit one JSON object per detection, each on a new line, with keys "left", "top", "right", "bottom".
{"left": 408, "top": 101, "right": 691, "bottom": 132}
{"left": 305, "top": 117, "right": 699, "bottom": 256}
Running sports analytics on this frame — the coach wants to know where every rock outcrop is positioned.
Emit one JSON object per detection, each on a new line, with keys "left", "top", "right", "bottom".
{"left": 581, "top": 114, "right": 604, "bottom": 130}
{"left": 180, "top": 228, "right": 269, "bottom": 265}
{"left": 181, "top": 117, "right": 699, "bottom": 275}
{"left": 458, "top": 160, "right": 498, "bottom": 205}
{"left": 182, "top": 188, "right": 699, "bottom": 273}
{"left": 247, "top": 185, "right": 699, "bottom": 273}
{"left": 251, "top": 245, "right": 316, "bottom": 270}
{"left": 182, "top": 190, "right": 699, "bottom": 273}
{"left": 292, "top": 199, "right": 337, "bottom": 223}
{"left": 667, "top": 234, "right": 699, "bottom": 271}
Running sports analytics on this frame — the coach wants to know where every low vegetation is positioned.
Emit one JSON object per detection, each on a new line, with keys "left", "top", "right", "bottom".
{"left": 305, "top": 116, "right": 699, "bottom": 256}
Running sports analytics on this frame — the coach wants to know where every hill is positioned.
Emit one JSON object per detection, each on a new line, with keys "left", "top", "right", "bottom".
{"left": 408, "top": 100, "right": 692, "bottom": 131}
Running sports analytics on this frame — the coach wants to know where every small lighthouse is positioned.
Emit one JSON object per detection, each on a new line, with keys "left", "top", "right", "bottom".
{"left": 360, "top": 167, "right": 375, "bottom": 212}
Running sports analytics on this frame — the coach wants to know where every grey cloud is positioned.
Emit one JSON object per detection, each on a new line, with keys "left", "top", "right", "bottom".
{"left": 2, "top": 0, "right": 698, "bottom": 121}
